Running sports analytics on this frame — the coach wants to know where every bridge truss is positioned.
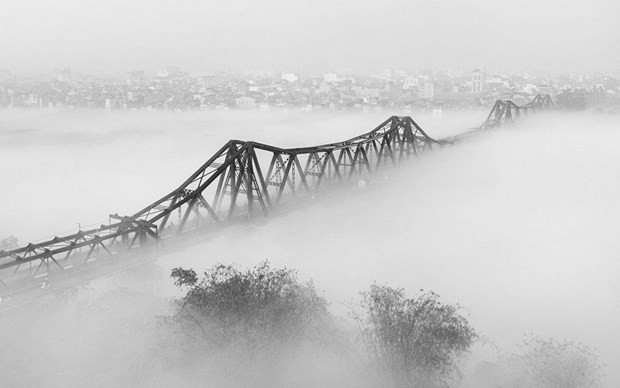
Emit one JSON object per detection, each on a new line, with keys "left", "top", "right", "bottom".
{"left": 0, "top": 115, "right": 446, "bottom": 292}
{"left": 0, "top": 94, "right": 553, "bottom": 294}
{"left": 480, "top": 94, "right": 554, "bottom": 129}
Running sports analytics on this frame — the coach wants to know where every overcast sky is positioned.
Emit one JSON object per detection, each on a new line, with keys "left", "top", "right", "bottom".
{"left": 1, "top": 0, "right": 618, "bottom": 76}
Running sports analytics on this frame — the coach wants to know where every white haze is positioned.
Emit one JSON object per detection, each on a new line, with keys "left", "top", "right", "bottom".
{"left": 0, "top": 108, "right": 482, "bottom": 242}
{"left": 1, "top": 109, "right": 619, "bottom": 386}
{"left": 2, "top": 0, "right": 619, "bottom": 74}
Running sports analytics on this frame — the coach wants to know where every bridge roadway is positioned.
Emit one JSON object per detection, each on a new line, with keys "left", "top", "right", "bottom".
{"left": 0, "top": 94, "right": 554, "bottom": 309}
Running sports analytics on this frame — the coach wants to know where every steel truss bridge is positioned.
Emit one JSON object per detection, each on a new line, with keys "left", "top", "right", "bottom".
{"left": 0, "top": 94, "right": 553, "bottom": 296}
{"left": 480, "top": 94, "right": 553, "bottom": 129}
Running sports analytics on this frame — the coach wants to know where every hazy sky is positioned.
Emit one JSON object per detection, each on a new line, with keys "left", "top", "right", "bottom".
{"left": 1, "top": 0, "right": 618, "bottom": 75}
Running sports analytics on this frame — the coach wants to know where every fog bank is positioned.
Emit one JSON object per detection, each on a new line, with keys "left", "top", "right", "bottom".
{"left": 1, "top": 109, "right": 619, "bottom": 386}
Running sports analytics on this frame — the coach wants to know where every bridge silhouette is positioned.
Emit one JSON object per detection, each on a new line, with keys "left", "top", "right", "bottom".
{"left": 0, "top": 94, "right": 553, "bottom": 296}
{"left": 480, "top": 94, "right": 553, "bottom": 129}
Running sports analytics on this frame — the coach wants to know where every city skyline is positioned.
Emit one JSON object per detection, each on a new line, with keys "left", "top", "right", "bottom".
{"left": 2, "top": 62, "right": 612, "bottom": 113}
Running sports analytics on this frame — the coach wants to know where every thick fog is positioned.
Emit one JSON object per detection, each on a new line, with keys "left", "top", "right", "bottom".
{"left": 0, "top": 108, "right": 482, "bottom": 242}
{"left": 1, "top": 109, "right": 619, "bottom": 386}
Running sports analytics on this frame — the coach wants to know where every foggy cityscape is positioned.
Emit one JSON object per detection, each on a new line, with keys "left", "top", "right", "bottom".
{"left": 0, "top": 66, "right": 614, "bottom": 112}
{"left": 1, "top": 0, "right": 619, "bottom": 387}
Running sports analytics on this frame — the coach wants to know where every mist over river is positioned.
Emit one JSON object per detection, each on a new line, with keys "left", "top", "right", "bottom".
{"left": 1, "top": 108, "right": 618, "bottom": 386}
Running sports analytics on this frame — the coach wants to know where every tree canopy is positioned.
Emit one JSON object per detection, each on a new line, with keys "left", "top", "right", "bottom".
{"left": 0, "top": 235, "right": 18, "bottom": 251}
{"left": 520, "top": 336, "right": 602, "bottom": 388}
{"left": 355, "top": 285, "right": 476, "bottom": 387}
{"left": 167, "top": 261, "right": 329, "bottom": 352}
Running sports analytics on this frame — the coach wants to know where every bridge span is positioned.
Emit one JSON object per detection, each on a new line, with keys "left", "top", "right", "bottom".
{"left": 0, "top": 94, "right": 553, "bottom": 299}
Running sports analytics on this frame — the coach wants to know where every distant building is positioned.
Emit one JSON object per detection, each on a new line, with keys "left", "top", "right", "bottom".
{"left": 323, "top": 73, "right": 338, "bottom": 83}
{"left": 403, "top": 76, "right": 418, "bottom": 90}
{"left": 419, "top": 82, "right": 435, "bottom": 99}
{"left": 157, "top": 68, "right": 170, "bottom": 78}
{"left": 128, "top": 70, "right": 146, "bottom": 83}
{"left": 485, "top": 74, "right": 511, "bottom": 93}
{"left": 471, "top": 69, "right": 486, "bottom": 93}
{"left": 281, "top": 73, "right": 298, "bottom": 83}
{"left": 432, "top": 101, "right": 444, "bottom": 118}
{"left": 379, "top": 69, "right": 393, "bottom": 80}
{"left": 537, "top": 84, "right": 553, "bottom": 95}
{"left": 157, "top": 66, "right": 182, "bottom": 79}
{"left": 105, "top": 98, "right": 117, "bottom": 110}
{"left": 55, "top": 68, "right": 72, "bottom": 83}
{"left": 235, "top": 96, "right": 256, "bottom": 109}
{"left": 352, "top": 86, "right": 380, "bottom": 99}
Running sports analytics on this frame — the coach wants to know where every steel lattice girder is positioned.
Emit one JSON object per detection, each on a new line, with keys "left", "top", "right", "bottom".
{"left": 0, "top": 95, "right": 553, "bottom": 289}
{"left": 0, "top": 115, "right": 441, "bottom": 283}
{"left": 129, "top": 115, "right": 446, "bottom": 235}
{"left": 480, "top": 94, "right": 553, "bottom": 129}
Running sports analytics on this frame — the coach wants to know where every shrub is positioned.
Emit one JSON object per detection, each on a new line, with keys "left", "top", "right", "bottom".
{"left": 355, "top": 285, "right": 476, "bottom": 387}
{"left": 166, "top": 261, "right": 329, "bottom": 353}
{"left": 469, "top": 336, "right": 603, "bottom": 388}
{"left": 519, "top": 335, "right": 602, "bottom": 388}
